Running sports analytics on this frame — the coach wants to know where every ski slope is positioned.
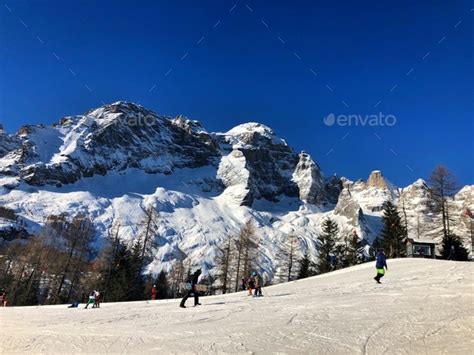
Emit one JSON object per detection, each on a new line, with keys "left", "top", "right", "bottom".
{"left": 2, "top": 259, "right": 473, "bottom": 354}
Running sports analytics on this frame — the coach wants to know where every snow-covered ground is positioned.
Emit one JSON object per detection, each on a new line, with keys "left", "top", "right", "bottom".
{"left": 2, "top": 259, "right": 473, "bottom": 354}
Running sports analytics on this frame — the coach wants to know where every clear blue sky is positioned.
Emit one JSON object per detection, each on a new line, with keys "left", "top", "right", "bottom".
{"left": 1, "top": 0, "right": 473, "bottom": 186}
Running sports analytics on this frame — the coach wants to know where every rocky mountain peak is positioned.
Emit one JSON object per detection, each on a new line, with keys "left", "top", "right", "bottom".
{"left": 367, "top": 170, "right": 388, "bottom": 189}
{"left": 224, "top": 122, "right": 287, "bottom": 148}
{"left": 292, "top": 151, "right": 325, "bottom": 204}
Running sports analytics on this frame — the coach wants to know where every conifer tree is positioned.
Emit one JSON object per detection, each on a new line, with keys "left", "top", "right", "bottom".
{"left": 344, "top": 233, "right": 360, "bottom": 267}
{"left": 297, "top": 251, "right": 315, "bottom": 279}
{"left": 317, "top": 218, "right": 338, "bottom": 274}
{"left": 379, "top": 201, "right": 407, "bottom": 258}
{"left": 155, "top": 270, "right": 170, "bottom": 299}
{"left": 441, "top": 233, "right": 469, "bottom": 261}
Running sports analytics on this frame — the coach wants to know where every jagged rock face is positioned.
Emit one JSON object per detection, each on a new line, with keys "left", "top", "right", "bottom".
{"left": 367, "top": 170, "right": 388, "bottom": 189}
{"left": 0, "top": 127, "right": 21, "bottom": 161}
{"left": 6, "top": 102, "right": 221, "bottom": 186}
{"left": 215, "top": 123, "right": 323, "bottom": 206}
{"left": 292, "top": 152, "right": 325, "bottom": 204}
{"left": 453, "top": 186, "right": 474, "bottom": 251}
{"left": 1, "top": 107, "right": 326, "bottom": 208}
{"left": 1, "top": 102, "right": 472, "bottom": 273}
{"left": 334, "top": 188, "right": 364, "bottom": 225}
{"left": 324, "top": 175, "right": 344, "bottom": 204}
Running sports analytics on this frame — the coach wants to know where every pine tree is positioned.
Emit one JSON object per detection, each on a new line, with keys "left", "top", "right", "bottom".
{"left": 297, "top": 251, "right": 315, "bottom": 279}
{"left": 379, "top": 201, "right": 407, "bottom": 258}
{"left": 129, "top": 240, "right": 146, "bottom": 300}
{"left": 333, "top": 244, "right": 346, "bottom": 270}
{"left": 441, "top": 234, "right": 469, "bottom": 261}
{"left": 155, "top": 270, "right": 169, "bottom": 299}
{"left": 344, "top": 233, "right": 360, "bottom": 267}
{"left": 100, "top": 240, "right": 134, "bottom": 302}
{"left": 318, "top": 218, "right": 338, "bottom": 274}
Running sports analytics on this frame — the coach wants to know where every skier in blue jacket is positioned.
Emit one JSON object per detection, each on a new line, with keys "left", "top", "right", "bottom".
{"left": 374, "top": 249, "right": 388, "bottom": 284}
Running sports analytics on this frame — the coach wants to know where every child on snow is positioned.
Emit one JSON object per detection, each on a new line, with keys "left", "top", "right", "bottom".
{"left": 374, "top": 249, "right": 388, "bottom": 284}
{"left": 93, "top": 290, "right": 101, "bottom": 308}
{"left": 84, "top": 291, "right": 96, "bottom": 309}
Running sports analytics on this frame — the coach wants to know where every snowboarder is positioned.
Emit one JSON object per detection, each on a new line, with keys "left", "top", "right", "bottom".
{"left": 374, "top": 249, "right": 388, "bottom": 284}
{"left": 151, "top": 285, "right": 157, "bottom": 300}
{"left": 179, "top": 269, "right": 202, "bottom": 308}
{"left": 252, "top": 272, "right": 263, "bottom": 297}
{"left": 84, "top": 291, "right": 96, "bottom": 309}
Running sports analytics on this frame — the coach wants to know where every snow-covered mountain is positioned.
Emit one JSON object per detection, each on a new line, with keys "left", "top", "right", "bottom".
{"left": 0, "top": 102, "right": 472, "bottom": 279}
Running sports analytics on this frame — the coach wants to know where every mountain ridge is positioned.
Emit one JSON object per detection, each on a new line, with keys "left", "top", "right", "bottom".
{"left": 0, "top": 102, "right": 472, "bottom": 279}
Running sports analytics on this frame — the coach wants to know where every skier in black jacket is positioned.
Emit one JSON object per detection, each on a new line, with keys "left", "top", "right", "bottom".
{"left": 180, "top": 269, "right": 202, "bottom": 308}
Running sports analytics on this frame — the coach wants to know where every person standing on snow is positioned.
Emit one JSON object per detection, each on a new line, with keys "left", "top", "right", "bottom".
{"left": 374, "top": 249, "right": 388, "bottom": 284}
{"left": 252, "top": 272, "right": 263, "bottom": 297}
{"left": 93, "top": 290, "right": 101, "bottom": 308}
{"left": 151, "top": 285, "right": 157, "bottom": 300}
{"left": 247, "top": 276, "right": 255, "bottom": 296}
{"left": 84, "top": 291, "right": 96, "bottom": 309}
{"left": 179, "top": 269, "right": 202, "bottom": 308}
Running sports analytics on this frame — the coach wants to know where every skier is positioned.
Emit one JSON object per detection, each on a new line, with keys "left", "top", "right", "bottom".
{"left": 252, "top": 271, "right": 263, "bottom": 297}
{"left": 241, "top": 277, "right": 246, "bottom": 291}
{"left": 84, "top": 291, "right": 96, "bottom": 309}
{"left": 151, "top": 285, "right": 157, "bottom": 300}
{"left": 179, "top": 269, "right": 202, "bottom": 308}
{"left": 374, "top": 249, "right": 388, "bottom": 284}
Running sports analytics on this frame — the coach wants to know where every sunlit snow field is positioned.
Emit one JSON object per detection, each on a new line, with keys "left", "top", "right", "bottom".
{"left": 2, "top": 259, "right": 473, "bottom": 354}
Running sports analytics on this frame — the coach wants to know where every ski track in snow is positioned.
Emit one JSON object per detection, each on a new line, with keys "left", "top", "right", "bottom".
{"left": 1, "top": 259, "right": 473, "bottom": 354}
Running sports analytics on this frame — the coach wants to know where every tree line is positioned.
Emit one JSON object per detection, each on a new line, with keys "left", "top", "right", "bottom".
{"left": 0, "top": 164, "right": 470, "bottom": 306}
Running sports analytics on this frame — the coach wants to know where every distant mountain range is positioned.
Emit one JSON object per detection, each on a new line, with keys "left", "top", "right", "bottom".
{"left": 0, "top": 102, "right": 472, "bottom": 280}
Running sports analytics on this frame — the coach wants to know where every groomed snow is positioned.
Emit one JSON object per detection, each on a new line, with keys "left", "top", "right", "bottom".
{"left": 2, "top": 259, "right": 473, "bottom": 354}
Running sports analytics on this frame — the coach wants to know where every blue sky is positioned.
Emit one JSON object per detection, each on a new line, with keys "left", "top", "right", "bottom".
{"left": 1, "top": 0, "right": 473, "bottom": 186}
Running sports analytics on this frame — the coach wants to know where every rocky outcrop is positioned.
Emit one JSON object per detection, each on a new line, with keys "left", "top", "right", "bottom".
{"left": 7, "top": 102, "right": 221, "bottom": 186}
{"left": 367, "top": 170, "right": 388, "bottom": 189}
{"left": 292, "top": 152, "right": 325, "bottom": 204}
{"left": 1, "top": 102, "right": 472, "bottom": 257}
{"left": 216, "top": 123, "right": 302, "bottom": 205}
{"left": 334, "top": 188, "right": 364, "bottom": 225}
{"left": 0, "top": 126, "right": 21, "bottom": 160}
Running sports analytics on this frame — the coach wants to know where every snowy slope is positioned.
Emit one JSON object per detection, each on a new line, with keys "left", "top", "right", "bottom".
{"left": 2, "top": 259, "right": 473, "bottom": 354}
